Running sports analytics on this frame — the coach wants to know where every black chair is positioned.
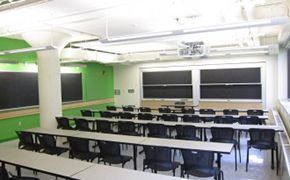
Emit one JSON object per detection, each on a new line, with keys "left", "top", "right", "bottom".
{"left": 182, "top": 115, "right": 200, "bottom": 123}
{"left": 0, "top": 166, "right": 40, "bottom": 180}
{"left": 139, "top": 107, "right": 151, "bottom": 112}
{"left": 100, "top": 111, "right": 114, "bottom": 118}
{"left": 223, "top": 109, "right": 239, "bottom": 115}
{"left": 199, "top": 109, "right": 216, "bottom": 123}
{"left": 160, "top": 114, "right": 178, "bottom": 137}
{"left": 96, "top": 120, "right": 113, "bottom": 133}
{"left": 16, "top": 131, "right": 41, "bottom": 152}
{"left": 210, "top": 127, "right": 240, "bottom": 171}
{"left": 80, "top": 109, "right": 94, "bottom": 117}
{"left": 106, "top": 106, "right": 117, "bottom": 111}
{"left": 118, "top": 121, "right": 140, "bottom": 136}
{"left": 247, "top": 109, "right": 264, "bottom": 116}
{"left": 239, "top": 116, "right": 262, "bottom": 125}
{"left": 138, "top": 113, "right": 154, "bottom": 120}
{"left": 67, "top": 137, "right": 99, "bottom": 162}
{"left": 158, "top": 107, "right": 171, "bottom": 113}
{"left": 37, "top": 134, "right": 68, "bottom": 156}
{"left": 246, "top": 128, "right": 278, "bottom": 174}
{"left": 55, "top": 117, "right": 73, "bottom": 130}
{"left": 74, "top": 118, "right": 92, "bottom": 131}
{"left": 181, "top": 108, "right": 195, "bottom": 114}
{"left": 214, "top": 116, "right": 236, "bottom": 124}
{"left": 143, "top": 146, "right": 179, "bottom": 175}
{"left": 175, "top": 125, "right": 200, "bottom": 140}
{"left": 119, "top": 112, "right": 135, "bottom": 119}
{"left": 147, "top": 123, "right": 169, "bottom": 138}
{"left": 98, "top": 141, "right": 132, "bottom": 167}
{"left": 122, "top": 106, "right": 134, "bottom": 112}
{"left": 181, "top": 150, "right": 223, "bottom": 179}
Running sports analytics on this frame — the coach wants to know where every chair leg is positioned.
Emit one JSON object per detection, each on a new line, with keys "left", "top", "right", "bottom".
{"left": 173, "top": 169, "right": 175, "bottom": 176}
{"left": 234, "top": 145, "right": 237, "bottom": 171}
{"left": 238, "top": 142, "right": 241, "bottom": 163}
{"left": 276, "top": 148, "right": 279, "bottom": 175}
{"left": 246, "top": 147, "right": 250, "bottom": 171}
{"left": 271, "top": 149, "right": 274, "bottom": 169}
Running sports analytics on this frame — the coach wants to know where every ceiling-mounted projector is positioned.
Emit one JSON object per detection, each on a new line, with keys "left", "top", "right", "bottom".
{"left": 178, "top": 41, "right": 207, "bottom": 57}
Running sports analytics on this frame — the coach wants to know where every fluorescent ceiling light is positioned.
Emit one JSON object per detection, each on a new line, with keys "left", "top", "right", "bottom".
{"left": 100, "top": 17, "right": 288, "bottom": 44}
{"left": 0, "top": 45, "right": 56, "bottom": 55}
{"left": 182, "top": 18, "right": 286, "bottom": 33}
{"left": 100, "top": 31, "right": 173, "bottom": 43}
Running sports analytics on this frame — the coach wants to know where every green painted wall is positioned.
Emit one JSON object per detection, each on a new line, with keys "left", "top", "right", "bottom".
{"left": 0, "top": 38, "right": 114, "bottom": 142}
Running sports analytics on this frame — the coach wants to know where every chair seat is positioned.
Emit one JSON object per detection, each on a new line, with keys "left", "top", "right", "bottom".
{"left": 41, "top": 147, "right": 69, "bottom": 156}
{"left": 184, "top": 167, "right": 220, "bottom": 178}
{"left": 211, "top": 138, "right": 237, "bottom": 145}
{"left": 101, "top": 155, "right": 132, "bottom": 165}
{"left": 147, "top": 161, "right": 179, "bottom": 172}
{"left": 72, "top": 152, "right": 99, "bottom": 162}
{"left": 248, "top": 141, "right": 277, "bottom": 150}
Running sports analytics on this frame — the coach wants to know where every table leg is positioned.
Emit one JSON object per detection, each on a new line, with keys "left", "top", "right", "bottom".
{"left": 133, "top": 145, "right": 137, "bottom": 170}
{"left": 16, "top": 166, "right": 21, "bottom": 176}
{"left": 217, "top": 153, "right": 221, "bottom": 180}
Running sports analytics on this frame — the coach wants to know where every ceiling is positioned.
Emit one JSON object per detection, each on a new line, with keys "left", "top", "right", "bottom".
{"left": 0, "top": 0, "right": 289, "bottom": 63}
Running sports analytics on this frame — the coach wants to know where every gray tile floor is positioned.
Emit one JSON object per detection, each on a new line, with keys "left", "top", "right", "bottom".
{"left": 0, "top": 132, "right": 280, "bottom": 180}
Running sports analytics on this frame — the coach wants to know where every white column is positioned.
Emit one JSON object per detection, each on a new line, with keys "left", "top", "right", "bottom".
{"left": 22, "top": 31, "right": 71, "bottom": 128}
{"left": 277, "top": 47, "right": 288, "bottom": 100}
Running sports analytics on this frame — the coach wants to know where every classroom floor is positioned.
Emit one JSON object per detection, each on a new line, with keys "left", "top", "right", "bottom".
{"left": 0, "top": 132, "right": 279, "bottom": 180}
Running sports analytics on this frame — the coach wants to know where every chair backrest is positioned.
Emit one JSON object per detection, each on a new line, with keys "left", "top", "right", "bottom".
{"left": 100, "top": 111, "right": 114, "bottom": 118}
{"left": 211, "top": 127, "right": 234, "bottom": 141}
{"left": 199, "top": 109, "right": 216, "bottom": 114}
{"left": 38, "top": 134, "right": 56, "bottom": 148}
{"left": 138, "top": 113, "right": 154, "bottom": 120}
{"left": 214, "top": 116, "right": 235, "bottom": 124}
{"left": 181, "top": 108, "right": 195, "bottom": 114}
{"left": 144, "top": 146, "right": 172, "bottom": 163}
{"left": 239, "top": 116, "right": 261, "bottom": 125}
{"left": 96, "top": 120, "right": 112, "bottom": 133}
{"left": 161, "top": 114, "right": 178, "bottom": 122}
{"left": 249, "top": 128, "right": 275, "bottom": 144}
{"left": 16, "top": 131, "right": 34, "bottom": 147}
{"left": 118, "top": 121, "right": 136, "bottom": 134}
{"left": 55, "top": 117, "right": 71, "bottom": 129}
{"left": 176, "top": 125, "right": 198, "bottom": 140}
{"left": 99, "top": 141, "right": 121, "bottom": 156}
{"left": 106, "top": 106, "right": 117, "bottom": 111}
{"left": 80, "top": 110, "right": 93, "bottom": 117}
{"left": 247, "top": 109, "right": 264, "bottom": 116}
{"left": 74, "top": 118, "right": 90, "bottom": 131}
{"left": 0, "top": 166, "right": 9, "bottom": 180}
{"left": 158, "top": 107, "right": 171, "bottom": 113}
{"left": 68, "top": 137, "right": 89, "bottom": 153}
{"left": 223, "top": 109, "right": 239, "bottom": 115}
{"left": 139, "top": 107, "right": 151, "bottom": 112}
{"left": 122, "top": 106, "right": 134, "bottom": 112}
{"left": 181, "top": 150, "right": 215, "bottom": 169}
{"left": 119, "top": 112, "right": 134, "bottom": 119}
{"left": 147, "top": 123, "right": 167, "bottom": 137}
{"left": 182, "top": 115, "right": 200, "bottom": 123}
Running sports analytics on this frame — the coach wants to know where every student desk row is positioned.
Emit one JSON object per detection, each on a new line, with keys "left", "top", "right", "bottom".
{"left": 90, "top": 110, "right": 269, "bottom": 120}
{"left": 0, "top": 148, "right": 184, "bottom": 180}
{"left": 20, "top": 128, "right": 233, "bottom": 171}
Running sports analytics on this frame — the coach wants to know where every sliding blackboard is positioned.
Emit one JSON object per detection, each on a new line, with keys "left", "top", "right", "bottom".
{"left": 201, "top": 68, "right": 260, "bottom": 83}
{"left": 142, "top": 71, "right": 192, "bottom": 99}
{"left": 143, "top": 71, "right": 192, "bottom": 85}
{"left": 143, "top": 86, "right": 192, "bottom": 98}
{"left": 0, "top": 72, "right": 82, "bottom": 110}
{"left": 200, "top": 68, "right": 261, "bottom": 99}
{"left": 200, "top": 85, "right": 261, "bottom": 99}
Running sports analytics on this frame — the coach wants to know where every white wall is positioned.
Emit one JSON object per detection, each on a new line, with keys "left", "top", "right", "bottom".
{"left": 277, "top": 47, "right": 288, "bottom": 99}
{"left": 113, "top": 55, "right": 278, "bottom": 109}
